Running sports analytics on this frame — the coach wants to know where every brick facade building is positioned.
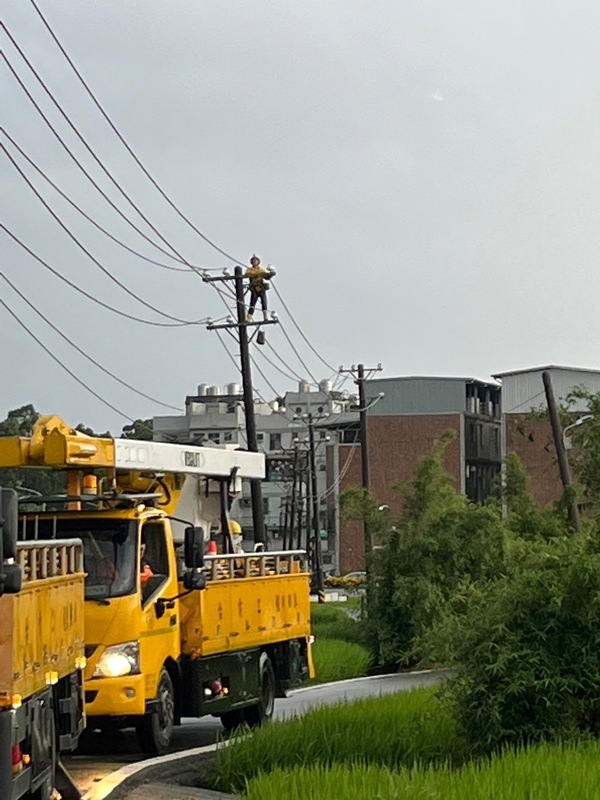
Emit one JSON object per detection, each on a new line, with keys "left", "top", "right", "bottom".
{"left": 331, "top": 376, "right": 502, "bottom": 574}
{"left": 494, "top": 365, "right": 600, "bottom": 507}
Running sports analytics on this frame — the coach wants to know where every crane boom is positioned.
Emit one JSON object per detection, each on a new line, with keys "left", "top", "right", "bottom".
{"left": 0, "top": 415, "right": 264, "bottom": 479}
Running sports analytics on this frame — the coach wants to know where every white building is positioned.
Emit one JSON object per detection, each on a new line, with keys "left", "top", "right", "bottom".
{"left": 153, "top": 380, "right": 357, "bottom": 572}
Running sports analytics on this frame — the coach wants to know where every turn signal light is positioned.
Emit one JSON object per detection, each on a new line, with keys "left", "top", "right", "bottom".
{"left": 75, "top": 656, "right": 87, "bottom": 671}
{"left": 11, "top": 694, "right": 22, "bottom": 709}
{"left": 82, "top": 475, "right": 98, "bottom": 495}
{"left": 45, "top": 671, "right": 59, "bottom": 686}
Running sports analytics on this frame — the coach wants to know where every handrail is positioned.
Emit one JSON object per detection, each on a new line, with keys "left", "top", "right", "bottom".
{"left": 202, "top": 549, "right": 309, "bottom": 581}
{"left": 16, "top": 539, "right": 84, "bottom": 582}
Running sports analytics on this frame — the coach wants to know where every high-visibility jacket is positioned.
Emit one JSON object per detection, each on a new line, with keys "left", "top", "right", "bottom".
{"left": 245, "top": 266, "right": 272, "bottom": 293}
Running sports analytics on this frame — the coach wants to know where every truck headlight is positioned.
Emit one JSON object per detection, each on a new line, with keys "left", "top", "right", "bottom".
{"left": 92, "top": 641, "right": 140, "bottom": 678}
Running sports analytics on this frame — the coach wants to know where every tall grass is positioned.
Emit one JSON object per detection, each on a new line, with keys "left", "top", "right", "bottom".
{"left": 310, "top": 638, "right": 371, "bottom": 684}
{"left": 243, "top": 741, "right": 600, "bottom": 800}
{"left": 311, "top": 602, "right": 368, "bottom": 647}
{"left": 211, "top": 687, "right": 464, "bottom": 793}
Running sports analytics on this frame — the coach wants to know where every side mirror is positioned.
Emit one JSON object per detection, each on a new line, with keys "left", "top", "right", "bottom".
{"left": 184, "top": 526, "right": 205, "bottom": 569}
{"left": 183, "top": 570, "right": 206, "bottom": 592}
{"left": 1, "top": 488, "right": 18, "bottom": 561}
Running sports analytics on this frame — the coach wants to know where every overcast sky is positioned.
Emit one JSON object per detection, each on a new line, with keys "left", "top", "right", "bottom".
{"left": 2, "top": 0, "right": 600, "bottom": 432}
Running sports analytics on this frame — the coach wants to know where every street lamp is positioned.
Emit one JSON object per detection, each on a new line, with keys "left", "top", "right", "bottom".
{"left": 563, "top": 415, "right": 594, "bottom": 450}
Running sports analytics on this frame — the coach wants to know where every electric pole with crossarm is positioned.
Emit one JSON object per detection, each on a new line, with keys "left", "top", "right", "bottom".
{"left": 204, "top": 266, "right": 278, "bottom": 544}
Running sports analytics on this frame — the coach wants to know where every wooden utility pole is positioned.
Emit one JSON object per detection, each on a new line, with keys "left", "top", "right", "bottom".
{"left": 340, "top": 363, "right": 382, "bottom": 555}
{"left": 205, "top": 268, "right": 278, "bottom": 544}
{"left": 542, "top": 370, "right": 581, "bottom": 532}
{"left": 307, "top": 412, "right": 325, "bottom": 602}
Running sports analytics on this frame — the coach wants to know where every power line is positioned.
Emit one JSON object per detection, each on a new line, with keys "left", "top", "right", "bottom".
{"left": 0, "top": 296, "right": 143, "bottom": 424}
{"left": 0, "top": 271, "right": 183, "bottom": 412}
{"left": 273, "top": 284, "right": 337, "bottom": 374}
{"left": 2, "top": 144, "right": 201, "bottom": 324}
{"left": 2, "top": 225, "right": 196, "bottom": 328}
{"left": 1, "top": 47, "right": 197, "bottom": 269}
{"left": 2, "top": 129, "right": 193, "bottom": 274}
{"left": 264, "top": 339, "right": 312, "bottom": 384}
{"left": 26, "top": 0, "right": 243, "bottom": 264}
{"left": 2, "top": 23, "right": 201, "bottom": 271}
{"left": 278, "top": 320, "right": 320, "bottom": 385}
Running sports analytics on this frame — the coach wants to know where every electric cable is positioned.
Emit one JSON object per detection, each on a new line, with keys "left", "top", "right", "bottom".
{"left": 2, "top": 225, "right": 197, "bottom": 328}
{"left": 2, "top": 24, "right": 202, "bottom": 271}
{"left": 2, "top": 128, "right": 194, "bottom": 274}
{"left": 263, "top": 339, "right": 313, "bottom": 384}
{"left": 277, "top": 320, "right": 320, "bottom": 385}
{"left": 273, "top": 284, "right": 337, "bottom": 374}
{"left": 3, "top": 145, "right": 202, "bottom": 324}
{"left": 1, "top": 48, "right": 199, "bottom": 270}
{"left": 0, "top": 296, "right": 146, "bottom": 424}
{"left": 26, "top": 0, "right": 244, "bottom": 264}
{"left": 254, "top": 346, "right": 307, "bottom": 385}
{"left": 0, "top": 271, "right": 183, "bottom": 412}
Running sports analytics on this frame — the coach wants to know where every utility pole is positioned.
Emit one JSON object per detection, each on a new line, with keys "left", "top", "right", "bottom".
{"left": 205, "top": 267, "right": 278, "bottom": 544}
{"left": 340, "top": 363, "right": 382, "bottom": 555}
{"left": 287, "top": 447, "right": 299, "bottom": 551}
{"left": 295, "top": 454, "right": 305, "bottom": 550}
{"left": 542, "top": 370, "right": 581, "bottom": 532}
{"left": 307, "top": 412, "right": 325, "bottom": 602}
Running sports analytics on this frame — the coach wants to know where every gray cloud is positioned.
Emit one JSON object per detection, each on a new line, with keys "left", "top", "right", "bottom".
{"left": 2, "top": 0, "right": 600, "bottom": 430}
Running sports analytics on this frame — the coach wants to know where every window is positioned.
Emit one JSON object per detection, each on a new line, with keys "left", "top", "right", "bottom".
{"left": 140, "top": 521, "right": 170, "bottom": 605}
{"left": 340, "top": 428, "right": 360, "bottom": 444}
{"left": 319, "top": 431, "right": 328, "bottom": 440}
{"left": 223, "top": 431, "right": 234, "bottom": 442}
{"left": 257, "top": 432, "right": 265, "bottom": 443}
{"left": 269, "top": 433, "right": 282, "bottom": 451}
{"left": 206, "top": 432, "right": 221, "bottom": 444}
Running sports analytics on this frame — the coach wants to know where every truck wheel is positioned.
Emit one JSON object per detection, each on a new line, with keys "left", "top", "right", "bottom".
{"left": 29, "top": 774, "right": 54, "bottom": 800}
{"left": 220, "top": 708, "right": 247, "bottom": 733}
{"left": 244, "top": 652, "right": 275, "bottom": 728}
{"left": 136, "top": 669, "right": 174, "bottom": 755}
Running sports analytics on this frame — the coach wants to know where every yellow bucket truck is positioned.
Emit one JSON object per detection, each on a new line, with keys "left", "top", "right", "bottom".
{"left": 0, "top": 417, "right": 312, "bottom": 755}
{"left": 0, "top": 486, "right": 86, "bottom": 800}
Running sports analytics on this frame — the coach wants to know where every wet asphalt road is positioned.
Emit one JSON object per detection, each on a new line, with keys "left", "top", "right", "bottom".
{"left": 65, "top": 670, "right": 446, "bottom": 796}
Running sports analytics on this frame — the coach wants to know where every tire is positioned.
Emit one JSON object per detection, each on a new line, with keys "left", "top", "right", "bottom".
{"left": 244, "top": 652, "right": 276, "bottom": 728}
{"left": 136, "top": 669, "right": 175, "bottom": 755}
{"left": 29, "top": 773, "right": 54, "bottom": 800}
{"left": 219, "top": 708, "right": 247, "bottom": 733}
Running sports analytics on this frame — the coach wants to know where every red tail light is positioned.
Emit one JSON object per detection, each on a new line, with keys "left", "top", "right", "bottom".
{"left": 11, "top": 744, "right": 22, "bottom": 773}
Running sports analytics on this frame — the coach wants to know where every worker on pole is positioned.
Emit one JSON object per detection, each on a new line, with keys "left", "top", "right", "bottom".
{"left": 245, "top": 255, "right": 275, "bottom": 323}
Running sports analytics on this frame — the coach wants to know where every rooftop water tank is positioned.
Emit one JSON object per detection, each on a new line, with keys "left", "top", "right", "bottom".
{"left": 319, "top": 379, "right": 333, "bottom": 393}
{"left": 298, "top": 380, "right": 311, "bottom": 394}
{"left": 227, "top": 382, "right": 242, "bottom": 396}
{"left": 206, "top": 385, "right": 220, "bottom": 396}
{"left": 197, "top": 384, "right": 208, "bottom": 396}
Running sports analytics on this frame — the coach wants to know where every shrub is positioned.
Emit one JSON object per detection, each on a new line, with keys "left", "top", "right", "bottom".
{"left": 441, "top": 532, "right": 600, "bottom": 751}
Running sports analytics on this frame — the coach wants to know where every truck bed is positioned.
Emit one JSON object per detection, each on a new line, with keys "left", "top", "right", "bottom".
{"left": 0, "top": 541, "right": 85, "bottom": 707}
{"left": 179, "top": 550, "right": 311, "bottom": 656}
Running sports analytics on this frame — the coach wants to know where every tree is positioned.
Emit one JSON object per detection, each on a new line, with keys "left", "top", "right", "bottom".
{"left": 121, "top": 419, "right": 153, "bottom": 441}
{"left": 0, "top": 404, "right": 64, "bottom": 495}
{"left": 0, "top": 404, "right": 40, "bottom": 437}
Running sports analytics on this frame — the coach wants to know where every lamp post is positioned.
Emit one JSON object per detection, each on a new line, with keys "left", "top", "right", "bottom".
{"left": 562, "top": 415, "right": 594, "bottom": 451}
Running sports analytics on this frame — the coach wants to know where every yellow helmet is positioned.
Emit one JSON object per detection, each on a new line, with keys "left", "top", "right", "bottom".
{"left": 229, "top": 520, "right": 242, "bottom": 535}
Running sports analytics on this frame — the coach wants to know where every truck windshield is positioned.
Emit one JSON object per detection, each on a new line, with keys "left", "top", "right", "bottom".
{"left": 22, "top": 518, "right": 137, "bottom": 600}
